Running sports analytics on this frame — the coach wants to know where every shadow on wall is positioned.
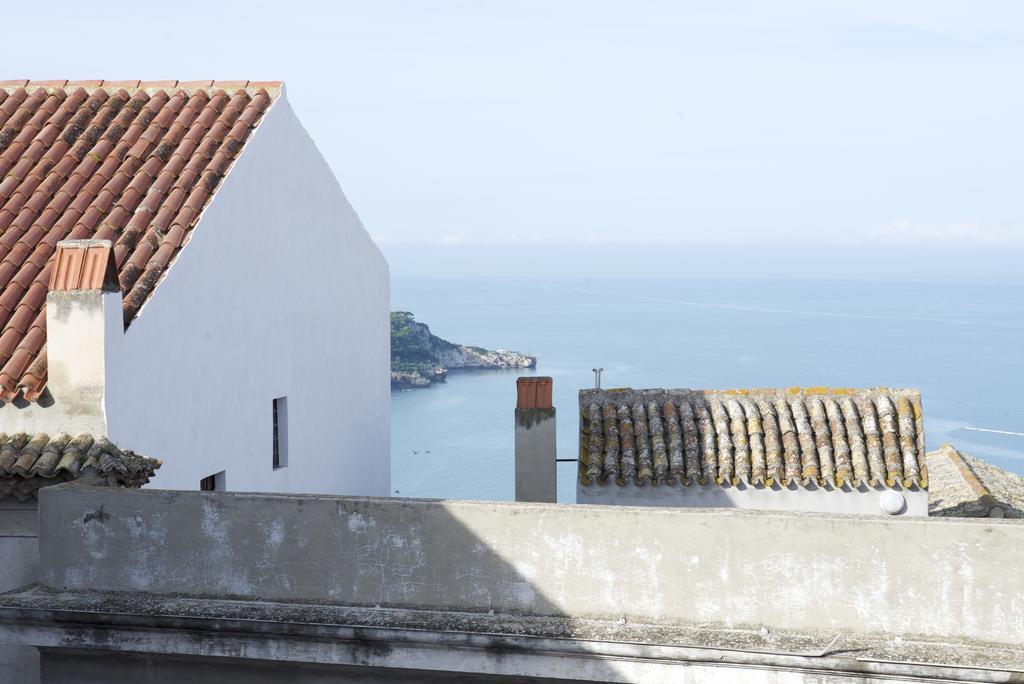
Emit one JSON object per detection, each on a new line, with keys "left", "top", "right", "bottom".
{"left": 34, "top": 484, "right": 622, "bottom": 682}
{"left": 40, "top": 487, "right": 571, "bottom": 615}
{"left": 41, "top": 651, "right": 585, "bottom": 684}
{"left": 25, "top": 482, "right": 1024, "bottom": 681}
{"left": 0, "top": 499, "right": 40, "bottom": 682}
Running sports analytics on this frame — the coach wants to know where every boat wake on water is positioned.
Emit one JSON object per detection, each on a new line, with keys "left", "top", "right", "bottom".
{"left": 964, "top": 427, "right": 1024, "bottom": 437}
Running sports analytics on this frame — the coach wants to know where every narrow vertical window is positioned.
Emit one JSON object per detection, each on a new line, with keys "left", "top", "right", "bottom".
{"left": 273, "top": 396, "right": 288, "bottom": 469}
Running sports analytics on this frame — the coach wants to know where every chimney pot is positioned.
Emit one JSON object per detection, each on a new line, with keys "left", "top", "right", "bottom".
{"left": 516, "top": 376, "right": 552, "bottom": 409}
{"left": 49, "top": 239, "right": 119, "bottom": 293}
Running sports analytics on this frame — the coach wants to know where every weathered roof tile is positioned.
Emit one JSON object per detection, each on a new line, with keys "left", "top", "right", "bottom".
{"left": 928, "top": 445, "right": 1024, "bottom": 518}
{"left": 579, "top": 387, "right": 927, "bottom": 490}
{"left": 0, "top": 431, "right": 159, "bottom": 501}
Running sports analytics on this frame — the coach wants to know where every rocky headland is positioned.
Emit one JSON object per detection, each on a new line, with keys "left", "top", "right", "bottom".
{"left": 391, "top": 311, "right": 536, "bottom": 388}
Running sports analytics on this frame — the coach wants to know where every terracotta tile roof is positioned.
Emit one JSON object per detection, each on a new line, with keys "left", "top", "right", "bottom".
{"left": 0, "top": 432, "right": 159, "bottom": 501}
{"left": 0, "top": 79, "right": 281, "bottom": 401}
{"left": 579, "top": 387, "right": 926, "bottom": 489}
{"left": 927, "top": 444, "right": 1024, "bottom": 518}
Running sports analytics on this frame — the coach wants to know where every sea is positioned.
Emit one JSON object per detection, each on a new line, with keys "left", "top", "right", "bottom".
{"left": 391, "top": 277, "right": 1024, "bottom": 503}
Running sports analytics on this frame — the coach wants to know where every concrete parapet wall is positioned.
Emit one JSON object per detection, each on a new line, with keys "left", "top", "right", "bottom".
{"left": 0, "top": 500, "right": 40, "bottom": 681}
{"left": 38, "top": 484, "right": 1024, "bottom": 647}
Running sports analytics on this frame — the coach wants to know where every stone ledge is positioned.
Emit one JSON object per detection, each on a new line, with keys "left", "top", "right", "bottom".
{"left": 0, "top": 587, "right": 1020, "bottom": 681}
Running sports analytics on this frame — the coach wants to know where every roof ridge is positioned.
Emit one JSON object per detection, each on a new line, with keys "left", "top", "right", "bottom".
{"left": 581, "top": 386, "right": 920, "bottom": 395}
{"left": 928, "top": 445, "right": 1023, "bottom": 518}
{"left": 936, "top": 444, "right": 991, "bottom": 500}
{"left": 0, "top": 80, "right": 284, "bottom": 97}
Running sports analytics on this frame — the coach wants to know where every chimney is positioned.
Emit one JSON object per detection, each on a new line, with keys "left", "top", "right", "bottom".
{"left": 515, "top": 376, "right": 556, "bottom": 503}
{"left": 46, "top": 239, "right": 122, "bottom": 435}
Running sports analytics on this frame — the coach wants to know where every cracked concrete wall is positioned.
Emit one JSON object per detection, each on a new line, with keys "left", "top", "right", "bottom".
{"left": 37, "top": 484, "right": 1024, "bottom": 647}
{"left": 0, "top": 501, "right": 39, "bottom": 682}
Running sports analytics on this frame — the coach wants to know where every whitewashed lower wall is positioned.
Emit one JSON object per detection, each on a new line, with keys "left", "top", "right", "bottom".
{"left": 578, "top": 481, "right": 929, "bottom": 516}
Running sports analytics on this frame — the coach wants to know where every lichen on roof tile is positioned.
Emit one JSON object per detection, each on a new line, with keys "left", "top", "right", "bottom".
{"left": 0, "top": 431, "right": 159, "bottom": 500}
{"left": 579, "top": 387, "right": 927, "bottom": 491}
{"left": 928, "top": 444, "right": 1024, "bottom": 518}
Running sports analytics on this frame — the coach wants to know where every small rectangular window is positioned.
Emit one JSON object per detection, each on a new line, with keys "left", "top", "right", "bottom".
{"left": 200, "top": 471, "right": 225, "bottom": 491}
{"left": 273, "top": 396, "right": 288, "bottom": 469}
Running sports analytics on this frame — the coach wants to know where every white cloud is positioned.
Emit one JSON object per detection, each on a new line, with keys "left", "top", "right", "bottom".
{"left": 374, "top": 222, "right": 1024, "bottom": 249}
{"left": 370, "top": 233, "right": 467, "bottom": 245}
{"left": 437, "top": 233, "right": 467, "bottom": 245}
{"left": 863, "top": 221, "right": 1024, "bottom": 247}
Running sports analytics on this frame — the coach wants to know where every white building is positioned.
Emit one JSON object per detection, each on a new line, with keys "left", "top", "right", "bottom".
{"left": 577, "top": 386, "right": 929, "bottom": 516}
{"left": 0, "top": 79, "right": 390, "bottom": 496}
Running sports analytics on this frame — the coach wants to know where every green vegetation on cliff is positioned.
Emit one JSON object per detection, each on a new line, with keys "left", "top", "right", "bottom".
{"left": 390, "top": 311, "right": 453, "bottom": 373}
{"left": 390, "top": 311, "right": 536, "bottom": 388}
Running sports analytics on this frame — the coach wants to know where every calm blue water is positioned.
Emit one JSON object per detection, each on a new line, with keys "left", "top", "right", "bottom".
{"left": 391, "top": 278, "right": 1024, "bottom": 503}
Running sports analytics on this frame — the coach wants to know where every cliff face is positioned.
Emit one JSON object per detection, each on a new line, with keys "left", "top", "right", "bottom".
{"left": 435, "top": 344, "right": 536, "bottom": 371}
{"left": 391, "top": 312, "right": 536, "bottom": 388}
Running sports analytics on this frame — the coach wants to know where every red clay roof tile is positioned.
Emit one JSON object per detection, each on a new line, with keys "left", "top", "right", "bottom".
{"left": 0, "top": 79, "right": 278, "bottom": 399}
{"left": 0, "top": 177, "right": 18, "bottom": 199}
{"left": 6, "top": 303, "right": 34, "bottom": 334}
{"left": 0, "top": 329, "right": 18, "bottom": 360}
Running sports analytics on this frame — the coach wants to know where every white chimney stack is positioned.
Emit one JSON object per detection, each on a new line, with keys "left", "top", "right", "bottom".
{"left": 514, "top": 376, "right": 556, "bottom": 503}
{"left": 45, "top": 239, "right": 123, "bottom": 436}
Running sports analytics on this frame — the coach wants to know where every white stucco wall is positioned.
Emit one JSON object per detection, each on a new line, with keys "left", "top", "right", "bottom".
{"left": 578, "top": 482, "right": 928, "bottom": 516}
{"left": 102, "top": 90, "right": 390, "bottom": 496}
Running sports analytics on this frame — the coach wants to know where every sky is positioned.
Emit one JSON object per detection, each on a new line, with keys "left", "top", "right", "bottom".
{"left": 4, "top": 1, "right": 1022, "bottom": 278}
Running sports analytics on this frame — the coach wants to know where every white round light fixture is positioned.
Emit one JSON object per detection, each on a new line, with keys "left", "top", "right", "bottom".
{"left": 879, "top": 490, "right": 906, "bottom": 515}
